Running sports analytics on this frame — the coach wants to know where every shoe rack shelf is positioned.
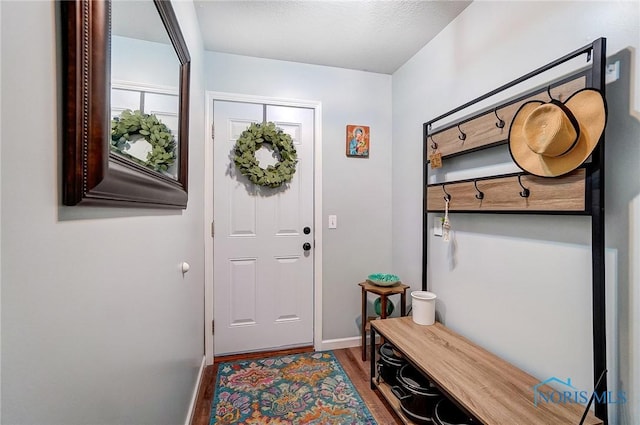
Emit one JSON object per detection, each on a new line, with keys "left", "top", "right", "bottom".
{"left": 369, "top": 317, "right": 603, "bottom": 425}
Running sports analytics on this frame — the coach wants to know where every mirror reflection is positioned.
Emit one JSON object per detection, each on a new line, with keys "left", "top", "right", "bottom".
{"left": 110, "top": 0, "right": 181, "bottom": 180}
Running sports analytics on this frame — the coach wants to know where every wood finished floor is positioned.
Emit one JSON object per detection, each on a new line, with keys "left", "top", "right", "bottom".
{"left": 191, "top": 346, "right": 402, "bottom": 425}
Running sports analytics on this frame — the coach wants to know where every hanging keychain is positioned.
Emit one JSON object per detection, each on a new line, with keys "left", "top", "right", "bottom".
{"left": 429, "top": 136, "right": 442, "bottom": 169}
{"left": 443, "top": 197, "right": 451, "bottom": 242}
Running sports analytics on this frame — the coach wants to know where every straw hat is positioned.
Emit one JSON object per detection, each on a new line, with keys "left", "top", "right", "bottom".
{"left": 508, "top": 88, "right": 607, "bottom": 177}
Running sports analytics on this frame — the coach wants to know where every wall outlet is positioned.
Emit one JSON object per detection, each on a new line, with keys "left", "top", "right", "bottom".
{"left": 606, "top": 60, "right": 620, "bottom": 84}
{"left": 434, "top": 216, "right": 443, "bottom": 237}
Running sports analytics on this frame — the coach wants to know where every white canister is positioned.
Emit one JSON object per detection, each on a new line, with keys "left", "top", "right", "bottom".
{"left": 411, "top": 291, "right": 437, "bottom": 325}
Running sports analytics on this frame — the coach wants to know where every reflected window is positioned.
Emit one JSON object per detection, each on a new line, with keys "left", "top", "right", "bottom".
{"left": 110, "top": 1, "right": 180, "bottom": 180}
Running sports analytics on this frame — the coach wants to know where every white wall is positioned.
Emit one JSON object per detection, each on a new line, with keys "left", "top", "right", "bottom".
{"left": 204, "top": 52, "right": 393, "bottom": 340}
{"left": 0, "top": 1, "right": 206, "bottom": 424}
{"left": 0, "top": 0, "right": 3, "bottom": 419}
{"left": 392, "top": 1, "right": 640, "bottom": 424}
{"left": 112, "top": 35, "right": 178, "bottom": 87}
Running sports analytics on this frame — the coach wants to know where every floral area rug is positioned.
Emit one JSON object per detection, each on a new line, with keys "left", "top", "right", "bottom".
{"left": 210, "top": 351, "right": 377, "bottom": 425}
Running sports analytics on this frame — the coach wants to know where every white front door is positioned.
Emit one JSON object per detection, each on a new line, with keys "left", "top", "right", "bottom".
{"left": 213, "top": 100, "right": 314, "bottom": 355}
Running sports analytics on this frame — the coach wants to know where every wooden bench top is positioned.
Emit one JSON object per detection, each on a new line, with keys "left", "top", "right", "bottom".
{"left": 371, "top": 317, "right": 602, "bottom": 425}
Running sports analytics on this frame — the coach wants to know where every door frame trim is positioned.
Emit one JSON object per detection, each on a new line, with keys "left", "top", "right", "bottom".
{"left": 204, "top": 91, "right": 323, "bottom": 365}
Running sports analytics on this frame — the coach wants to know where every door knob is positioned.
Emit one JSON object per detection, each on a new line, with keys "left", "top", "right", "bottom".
{"left": 303, "top": 242, "right": 311, "bottom": 251}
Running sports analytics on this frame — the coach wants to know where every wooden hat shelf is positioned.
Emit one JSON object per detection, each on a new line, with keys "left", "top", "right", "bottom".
{"left": 427, "top": 77, "right": 586, "bottom": 159}
{"left": 426, "top": 168, "right": 587, "bottom": 213}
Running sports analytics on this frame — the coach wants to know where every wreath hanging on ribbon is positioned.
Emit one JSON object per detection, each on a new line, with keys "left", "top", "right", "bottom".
{"left": 233, "top": 122, "right": 298, "bottom": 188}
{"left": 110, "top": 109, "right": 176, "bottom": 173}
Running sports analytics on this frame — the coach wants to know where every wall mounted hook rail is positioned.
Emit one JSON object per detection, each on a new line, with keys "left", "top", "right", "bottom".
{"left": 457, "top": 124, "right": 466, "bottom": 141}
{"left": 494, "top": 107, "right": 505, "bottom": 129}
{"left": 423, "top": 42, "right": 608, "bottom": 420}
{"left": 517, "top": 175, "right": 530, "bottom": 198}
{"left": 474, "top": 180, "right": 484, "bottom": 200}
{"left": 442, "top": 184, "right": 451, "bottom": 201}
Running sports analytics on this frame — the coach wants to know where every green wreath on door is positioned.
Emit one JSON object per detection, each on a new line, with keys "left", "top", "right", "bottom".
{"left": 233, "top": 122, "right": 298, "bottom": 188}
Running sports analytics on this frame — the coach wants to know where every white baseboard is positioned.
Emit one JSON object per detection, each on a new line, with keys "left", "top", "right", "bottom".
{"left": 320, "top": 335, "right": 381, "bottom": 351}
{"left": 184, "top": 356, "right": 207, "bottom": 425}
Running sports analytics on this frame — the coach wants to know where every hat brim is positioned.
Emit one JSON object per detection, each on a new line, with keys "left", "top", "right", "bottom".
{"left": 508, "top": 89, "right": 606, "bottom": 177}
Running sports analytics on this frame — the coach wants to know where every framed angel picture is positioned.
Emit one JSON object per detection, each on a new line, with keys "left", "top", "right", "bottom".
{"left": 346, "top": 125, "right": 370, "bottom": 158}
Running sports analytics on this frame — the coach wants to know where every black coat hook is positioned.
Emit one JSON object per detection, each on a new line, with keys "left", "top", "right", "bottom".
{"left": 474, "top": 180, "right": 484, "bottom": 200}
{"left": 429, "top": 135, "right": 437, "bottom": 150}
{"left": 442, "top": 184, "right": 451, "bottom": 201}
{"left": 494, "top": 107, "right": 505, "bottom": 129}
{"left": 518, "top": 175, "right": 530, "bottom": 198}
{"left": 547, "top": 85, "right": 554, "bottom": 101}
{"left": 457, "top": 124, "right": 466, "bottom": 141}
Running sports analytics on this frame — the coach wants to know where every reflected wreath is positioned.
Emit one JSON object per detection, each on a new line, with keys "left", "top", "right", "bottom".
{"left": 233, "top": 122, "right": 298, "bottom": 188}
{"left": 110, "top": 109, "right": 176, "bottom": 173}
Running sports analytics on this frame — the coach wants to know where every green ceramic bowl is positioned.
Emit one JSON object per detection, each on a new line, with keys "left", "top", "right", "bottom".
{"left": 367, "top": 273, "right": 400, "bottom": 287}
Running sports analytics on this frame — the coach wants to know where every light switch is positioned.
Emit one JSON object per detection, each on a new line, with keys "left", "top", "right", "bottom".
{"left": 328, "top": 215, "right": 337, "bottom": 229}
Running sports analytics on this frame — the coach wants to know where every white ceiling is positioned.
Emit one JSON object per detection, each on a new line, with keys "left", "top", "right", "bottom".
{"left": 193, "top": 0, "right": 472, "bottom": 74}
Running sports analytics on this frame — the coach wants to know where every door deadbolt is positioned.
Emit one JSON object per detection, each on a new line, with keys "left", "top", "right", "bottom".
{"left": 303, "top": 227, "right": 311, "bottom": 234}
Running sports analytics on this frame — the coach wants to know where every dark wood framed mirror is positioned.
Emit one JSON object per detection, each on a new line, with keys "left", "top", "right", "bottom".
{"left": 60, "top": 0, "right": 190, "bottom": 208}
